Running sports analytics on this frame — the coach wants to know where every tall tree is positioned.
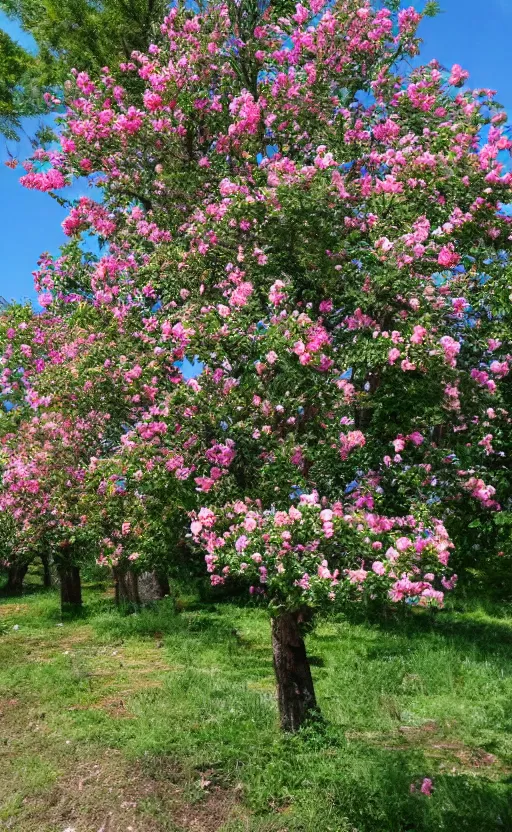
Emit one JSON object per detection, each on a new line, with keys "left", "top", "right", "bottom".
{"left": 0, "top": 0, "right": 169, "bottom": 81}
{"left": 0, "top": 28, "right": 38, "bottom": 139}
{"left": 0, "top": 0, "right": 169, "bottom": 136}
{"left": 10, "top": 0, "right": 512, "bottom": 727}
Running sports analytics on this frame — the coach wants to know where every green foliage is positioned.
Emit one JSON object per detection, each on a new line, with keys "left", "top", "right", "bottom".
{"left": 0, "top": 0, "right": 168, "bottom": 88}
{"left": 423, "top": 1, "right": 441, "bottom": 18}
{"left": 0, "top": 0, "right": 170, "bottom": 135}
{"left": 0, "top": 28, "right": 35, "bottom": 138}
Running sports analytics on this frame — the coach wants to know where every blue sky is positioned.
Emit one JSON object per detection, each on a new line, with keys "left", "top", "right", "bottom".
{"left": 1, "top": 0, "right": 512, "bottom": 304}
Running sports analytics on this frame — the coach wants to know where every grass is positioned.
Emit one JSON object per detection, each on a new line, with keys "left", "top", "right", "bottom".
{"left": 0, "top": 584, "right": 511, "bottom": 831}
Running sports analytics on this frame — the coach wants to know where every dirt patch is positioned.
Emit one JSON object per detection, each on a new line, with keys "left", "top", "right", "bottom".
{"left": 347, "top": 725, "right": 507, "bottom": 776}
{"left": 430, "top": 742, "right": 498, "bottom": 769}
{"left": 18, "top": 749, "right": 246, "bottom": 832}
{"left": 0, "top": 602, "right": 29, "bottom": 618}
{"left": 0, "top": 737, "right": 245, "bottom": 832}
{"left": 0, "top": 697, "right": 20, "bottom": 721}
{"left": 172, "top": 786, "right": 243, "bottom": 832}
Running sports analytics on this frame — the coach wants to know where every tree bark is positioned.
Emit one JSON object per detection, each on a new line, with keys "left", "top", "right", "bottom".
{"left": 114, "top": 568, "right": 169, "bottom": 605}
{"left": 113, "top": 567, "right": 140, "bottom": 605}
{"left": 41, "top": 554, "right": 52, "bottom": 588}
{"left": 58, "top": 564, "right": 82, "bottom": 611}
{"left": 138, "top": 571, "right": 169, "bottom": 603}
{"left": 271, "top": 610, "right": 318, "bottom": 732}
{"left": 5, "top": 561, "right": 29, "bottom": 595}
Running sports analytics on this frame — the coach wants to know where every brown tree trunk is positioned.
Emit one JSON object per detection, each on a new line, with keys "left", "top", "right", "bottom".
{"left": 432, "top": 423, "right": 447, "bottom": 446}
{"left": 58, "top": 564, "right": 82, "bottom": 611}
{"left": 271, "top": 611, "right": 318, "bottom": 732}
{"left": 113, "top": 567, "right": 140, "bottom": 605}
{"left": 5, "top": 561, "right": 28, "bottom": 595}
{"left": 41, "top": 554, "right": 52, "bottom": 588}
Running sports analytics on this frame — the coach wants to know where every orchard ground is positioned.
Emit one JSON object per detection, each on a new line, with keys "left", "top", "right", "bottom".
{"left": 0, "top": 577, "right": 511, "bottom": 832}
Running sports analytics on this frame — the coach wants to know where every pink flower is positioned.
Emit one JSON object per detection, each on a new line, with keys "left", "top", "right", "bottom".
{"left": 319, "top": 299, "right": 333, "bottom": 313}
{"left": 441, "top": 574, "right": 458, "bottom": 591}
{"left": 372, "top": 561, "right": 385, "bottom": 576}
{"left": 198, "top": 507, "right": 216, "bottom": 527}
{"left": 449, "top": 64, "right": 469, "bottom": 87}
{"left": 420, "top": 778, "right": 433, "bottom": 796}
{"left": 347, "top": 568, "right": 368, "bottom": 584}
{"left": 438, "top": 245, "right": 460, "bottom": 268}
{"left": 440, "top": 335, "right": 461, "bottom": 367}
{"left": 318, "top": 561, "right": 332, "bottom": 579}
{"left": 235, "top": 535, "right": 249, "bottom": 552}
{"left": 388, "top": 348, "right": 401, "bottom": 365}
{"left": 244, "top": 516, "right": 257, "bottom": 532}
{"left": 452, "top": 297, "right": 468, "bottom": 315}
{"left": 339, "top": 430, "right": 366, "bottom": 460}
{"left": 292, "top": 3, "right": 309, "bottom": 24}
{"left": 375, "top": 236, "right": 394, "bottom": 252}
{"left": 38, "top": 292, "right": 53, "bottom": 308}
{"left": 296, "top": 573, "right": 311, "bottom": 590}
{"left": 490, "top": 360, "right": 509, "bottom": 378}
{"left": 274, "top": 510, "right": 291, "bottom": 527}
{"left": 410, "top": 325, "right": 427, "bottom": 344}
{"left": 386, "top": 547, "right": 399, "bottom": 562}
{"left": 408, "top": 431, "right": 424, "bottom": 446}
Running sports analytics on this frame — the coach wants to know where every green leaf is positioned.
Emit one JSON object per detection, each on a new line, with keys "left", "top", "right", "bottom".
{"left": 423, "top": 1, "right": 441, "bottom": 18}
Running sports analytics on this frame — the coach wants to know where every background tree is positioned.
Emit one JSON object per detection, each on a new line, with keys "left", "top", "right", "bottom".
{"left": 0, "top": 0, "right": 170, "bottom": 137}
{"left": 0, "top": 28, "right": 40, "bottom": 139}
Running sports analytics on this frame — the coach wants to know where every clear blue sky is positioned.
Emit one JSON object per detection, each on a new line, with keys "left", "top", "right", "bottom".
{"left": 1, "top": 0, "right": 512, "bottom": 304}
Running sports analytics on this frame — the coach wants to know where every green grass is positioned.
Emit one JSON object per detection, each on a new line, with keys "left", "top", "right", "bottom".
{"left": 0, "top": 586, "right": 511, "bottom": 831}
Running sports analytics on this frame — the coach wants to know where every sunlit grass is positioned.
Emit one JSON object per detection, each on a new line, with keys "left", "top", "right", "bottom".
{"left": 0, "top": 585, "right": 510, "bottom": 831}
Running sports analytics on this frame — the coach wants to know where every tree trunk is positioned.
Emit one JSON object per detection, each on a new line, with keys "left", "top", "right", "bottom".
{"left": 58, "top": 564, "right": 82, "bottom": 611}
{"left": 114, "top": 568, "right": 168, "bottom": 606}
{"left": 5, "top": 561, "right": 28, "bottom": 595}
{"left": 113, "top": 567, "right": 140, "bottom": 605}
{"left": 138, "top": 571, "right": 169, "bottom": 604}
{"left": 41, "top": 554, "right": 52, "bottom": 588}
{"left": 271, "top": 611, "right": 318, "bottom": 732}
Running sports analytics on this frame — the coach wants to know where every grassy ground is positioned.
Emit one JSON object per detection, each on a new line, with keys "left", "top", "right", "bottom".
{"left": 0, "top": 584, "right": 511, "bottom": 832}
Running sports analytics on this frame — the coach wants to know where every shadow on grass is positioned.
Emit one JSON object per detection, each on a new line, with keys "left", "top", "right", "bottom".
{"left": 0, "top": 582, "right": 53, "bottom": 599}
{"left": 1, "top": 585, "right": 511, "bottom": 832}
{"left": 329, "top": 602, "right": 512, "bottom": 665}
{"left": 380, "top": 611, "right": 512, "bottom": 665}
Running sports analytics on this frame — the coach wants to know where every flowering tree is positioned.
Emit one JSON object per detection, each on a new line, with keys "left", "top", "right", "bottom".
{"left": 14, "top": 0, "right": 512, "bottom": 725}
{"left": 0, "top": 302, "right": 185, "bottom": 607}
